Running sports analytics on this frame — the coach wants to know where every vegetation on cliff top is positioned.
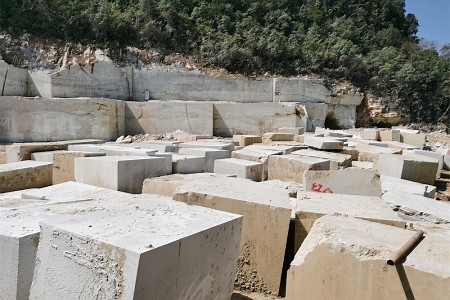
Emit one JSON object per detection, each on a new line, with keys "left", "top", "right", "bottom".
{"left": 0, "top": 0, "right": 449, "bottom": 125}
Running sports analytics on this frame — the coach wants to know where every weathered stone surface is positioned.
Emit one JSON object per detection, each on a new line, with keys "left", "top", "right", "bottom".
{"left": 399, "top": 131, "right": 425, "bottom": 148}
{"left": 302, "top": 103, "right": 328, "bottom": 131}
{"left": 0, "top": 97, "right": 124, "bottom": 143}
{"left": 75, "top": 156, "right": 166, "bottom": 193}
{"left": 214, "top": 158, "right": 263, "bottom": 181}
{"left": 291, "top": 148, "right": 352, "bottom": 169}
{"left": 380, "top": 175, "right": 436, "bottom": 198}
{"left": 278, "top": 127, "right": 305, "bottom": 135}
{"left": 0, "top": 161, "right": 53, "bottom": 193}
{"left": 175, "top": 134, "right": 212, "bottom": 142}
{"left": 233, "top": 135, "right": 263, "bottom": 147}
{"left": 303, "top": 136, "right": 344, "bottom": 150}
{"left": 126, "top": 101, "right": 213, "bottom": 136}
{"left": 32, "top": 150, "right": 106, "bottom": 184}
{"left": 173, "top": 176, "right": 291, "bottom": 294}
{"left": 294, "top": 192, "right": 405, "bottom": 251}
{"left": 0, "top": 62, "right": 28, "bottom": 96}
{"left": 379, "top": 129, "right": 401, "bottom": 142}
{"left": 405, "top": 149, "right": 444, "bottom": 178}
{"left": 355, "top": 144, "right": 402, "bottom": 163}
{"left": 382, "top": 190, "right": 450, "bottom": 223}
{"left": 262, "top": 132, "right": 295, "bottom": 143}
{"left": 386, "top": 141, "right": 420, "bottom": 151}
{"left": 303, "top": 169, "right": 381, "bottom": 196}
{"left": 377, "top": 153, "right": 439, "bottom": 185}
{"left": 443, "top": 148, "right": 450, "bottom": 170}
{"left": 213, "top": 102, "right": 307, "bottom": 136}
{"left": 180, "top": 140, "right": 235, "bottom": 151}
{"left": 286, "top": 215, "right": 450, "bottom": 300}
{"left": 68, "top": 143, "right": 158, "bottom": 156}
{"left": 130, "top": 141, "right": 181, "bottom": 153}
{"left": 350, "top": 161, "right": 374, "bottom": 169}
{"left": 268, "top": 155, "right": 330, "bottom": 183}
{"left": 360, "top": 128, "right": 380, "bottom": 140}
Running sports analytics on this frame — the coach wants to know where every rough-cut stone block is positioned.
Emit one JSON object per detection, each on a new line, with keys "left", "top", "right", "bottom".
{"left": 125, "top": 101, "right": 213, "bottom": 136}
{"left": 303, "top": 169, "right": 381, "bottom": 197}
{"left": 268, "top": 155, "right": 330, "bottom": 183}
{"left": 32, "top": 150, "right": 106, "bottom": 184}
{"left": 173, "top": 176, "right": 291, "bottom": 294}
{"left": 381, "top": 175, "right": 436, "bottom": 198}
{"left": 382, "top": 190, "right": 449, "bottom": 223}
{"left": 286, "top": 215, "right": 450, "bottom": 300}
{"left": 178, "top": 147, "right": 230, "bottom": 172}
{"left": 443, "top": 148, "right": 450, "bottom": 170}
{"left": 291, "top": 149, "right": 352, "bottom": 169}
{"left": 171, "top": 154, "right": 205, "bottom": 174}
{"left": 0, "top": 161, "right": 53, "bottom": 193}
{"left": 303, "top": 136, "right": 344, "bottom": 150}
{"left": 355, "top": 144, "right": 401, "bottom": 163}
{"left": 6, "top": 140, "right": 104, "bottom": 162}
{"left": 68, "top": 144, "right": 158, "bottom": 156}
{"left": 386, "top": 141, "right": 420, "bottom": 151}
{"left": 400, "top": 132, "right": 425, "bottom": 148}
{"left": 341, "top": 146, "right": 359, "bottom": 160}
{"left": 262, "top": 132, "right": 295, "bottom": 143}
{"left": 130, "top": 141, "right": 180, "bottom": 153}
{"left": 278, "top": 127, "right": 305, "bottom": 135}
{"left": 179, "top": 140, "right": 235, "bottom": 151}
{"left": 9, "top": 188, "right": 242, "bottom": 300}
{"left": 75, "top": 156, "right": 166, "bottom": 193}
{"left": 214, "top": 158, "right": 263, "bottom": 181}
{"left": 142, "top": 173, "right": 234, "bottom": 197}
{"left": 377, "top": 153, "right": 439, "bottom": 185}
{"left": 406, "top": 149, "right": 444, "bottom": 178}
{"left": 175, "top": 134, "right": 213, "bottom": 142}
{"left": 247, "top": 143, "right": 303, "bottom": 155}
{"left": 294, "top": 192, "right": 405, "bottom": 251}
{"left": 379, "top": 129, "right": 401, "bottom": 142}
{"left": 233, "top": 135, "right": 263, "bottom": 147}
{"left": 232, "top": 147, "right": 282, "bottom": 181}
{"left": 360, "top": 128, "right": 380, "bottom": 140}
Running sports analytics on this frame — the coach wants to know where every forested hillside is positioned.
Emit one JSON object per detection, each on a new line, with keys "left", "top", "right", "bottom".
{"left": 0, "top": 0, "right": 449, "bottom": 125}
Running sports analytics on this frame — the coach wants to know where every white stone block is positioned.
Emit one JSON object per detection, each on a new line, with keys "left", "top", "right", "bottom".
{"left": 380, "top": 175, "right": 436, "bottom": 198}
{"left": 172, "top": 154, "right": 205, "bottom": 174}
{"left": 286, "top": 215, "right": 450, "bottom": 300}
{"left": 130, "top": 141, "right": 180, "bottom": 153}
{"left": 214, "top": 158, "right": 263, "bottom": 181}
{"left": 291, "top": 149, "right": 352, "bottom": 169}
{"left": 75, "top": 156, "right": 166, "bottom": 193}
{"left": 179, "top": 140, "right": 235, "bottom": 151}
{"left": 268, "top": 155, "right": 330, "bottom": 183}
{"left": 360, "top": 128, "right": 380, "bottom": 140}
{"left": 377, "top": 153, "right": 439, "bottom": 185}
{"left": 303, "top": 169, "right": 381, "bottom": 197}
{"left": 303, "top": 136, "right": 344, "bottom": 150}
{"left": 179, "top": 147, "right": 230, "bottom": 172}
{"left": 173, "top": 176, "right": 291, "bottom": 294}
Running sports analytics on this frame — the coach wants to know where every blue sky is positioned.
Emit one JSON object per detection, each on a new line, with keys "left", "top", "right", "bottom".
{"left": 405, "top": 0, "right": 450, "bottom": 48}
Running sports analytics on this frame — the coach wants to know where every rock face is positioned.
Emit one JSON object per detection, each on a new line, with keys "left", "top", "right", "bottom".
{"left": 286, "top": 215, "right": 450, "bottom": 300}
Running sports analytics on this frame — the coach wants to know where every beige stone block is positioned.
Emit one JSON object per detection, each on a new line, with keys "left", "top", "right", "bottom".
{"left": 400, "top": 132, "right": 425, "bottom": 148}
{"left": 214, "top": 158, "right": 263, "bottom": 181}
{"left": 379, "top": 129, "right": 401, "bottom": 142}
{"left": 175, "top": 134, "right": 212, "bottom": 142}
{"left": 292, "top": 149, "right": 352, "bottom": 169}
{"left": 268, "top": 155, "right": 330, "bottom": 184}
{"left": 236, "top": 135, "right": 263, "bottom": 147}
{"left": 341, "top": 146, "right": 359, "bottom": 160}
{"left": 173, "top": 176, "right": 291, "bottom": 294}
{"left": 0, "top": 161, "right": 53, "bottom": 193}
{"left": 303, "top": 169, "right": 381, "bottom": 196}
{"left": 262, "top": 132, "right": 295, "bottom": 144}
{"left": 6, "top": 139, "right": 103, "bottom": 162}
{"left": 278, "top": 127, "right": 305, "bottom": 135}
{"left": 356, "top": 144, "right": 401, "bottom": 163}
{"left": 360, "top": 128, "right": 380, "bottom": 140}
{"left": 303, "top": 136, "right": 344, "bottom": 150}
{"left": 0, "top": 151, "right": 5, "bottom": 164}
{"left": 286, "top": 215, "right": 450, "bottom": 300}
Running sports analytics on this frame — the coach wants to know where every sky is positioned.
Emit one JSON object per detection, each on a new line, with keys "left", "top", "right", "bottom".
{"left": 405, "top": 0, "right": 450, "bottom": 49}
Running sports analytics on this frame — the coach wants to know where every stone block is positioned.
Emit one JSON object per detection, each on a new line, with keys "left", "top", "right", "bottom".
{"left": 278, "top": 127, "right": 305, "bottom": 135}
{"left": 443, "top": 148, "right": 450, "bottom": 170}
{"left": 382, "top": 190, "right": 450, "bottom": 223}
{"left": 286, "top": 215, "right": 450, "bottom": 300}
{"left": 0, "top": 97, "right": 124, "bottom": 143}
{"left": 303, "top": 103, "right": 328, "bottom": 131}
{"left": 213, "top": 102, "right": 306, "bottom": 136}
{"left": 74, "top": 156, "right": 166, "bottom": 193}
{"left": 0, "top": 161, "right": 53, "bottom": 193}
{"left": 6, "top": 139, "right": 104, "bottom": 162}
{"left": 376, "top": 154, "right": 439, "bottom": 185}
{"left": 341, "top": 146, "right": 359, "bottom": 160}
{"left": 268, "top": 155, "right": 330, "bottom": 184}
{"left": 291, "top": 149, "right": 352, "bottom": 169}
{"left": 400, "top": 132, "right": 425, "bottom": 148}
{"left": 0, "top": 62, "right": 28, "bottom": 96}
{"left": 175, "top": 134, "right": 213, "bottom": 142}
{"left": 406, "top": 150, "right": 444, "bottom": 177}
{"left": 379, "top": 129, "right": 401, "bottom": 142}
{"left": 178, "top": 147, "right": 230, "bottom": 172}
{"left": 262, "top": 132, "right": 295, "bottom": 143}
{"left": 125, "top": 101, "right": 213, "bottom": 136}
{"left": 130, "top": 141, "right": 180, "bottom": 153}
{"left": 380, "top": 175, "right": 436, "bottom": 198}
{"left": 247, "top": 144, "right": 304, "bottom": 155}
{"left": 179, "top": 140, "right": 235, "bottom": 151}
{"left": 355, "top": 144, "right": 401, "bottom": 163}
{"left": 68, "top": 144, "right": 158, "bottom": 156}
{"left": 214, "top": 158, "right": 263, "bottom": 181}
{"left": 303, "top": 136, "right": 344, "bottom": 150}
{"left": 351, "top": 161, "right": 374, "bottom": 169}
{"left": 360, "top": 128, "right": 380, "bottom": 140}
{"left": 386, "top": 141, "right": 420, "bottom": 151}
{"left": 232, "top": 147, "right": 282, "bottom": 181}
{"left": 233, "top": 135, "right": 263, "bottom": 147}
{"left": 32, "top": 150, "right": 106, "bottom": 184}
{"left": 303, "top": 169, "right": 381, "bottom": 197}
{"left": 294, "top": 192, "right": 405, "bottom": 251}
{"left": 173, "top": 176, "right": 291, "bottom": 294}
{"left": 172, "top": 154, "right": 205, "bottom": 174}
